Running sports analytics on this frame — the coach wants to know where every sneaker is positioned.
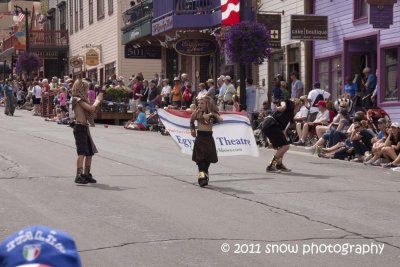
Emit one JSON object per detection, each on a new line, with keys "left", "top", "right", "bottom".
{"left": 276, "top": 164, "right": 291, "bottom": 172}
{"left": 266, "top": 165, "right": 281, "bottom": 173}
{"left": 293, "top": 140, "right": 305, "bottom": 146}
{"left": 371, "top": 159, "right": 382, "bottom": 166}
{"left": 75, "top": 175, "right": 88, "bottom": 184}
{"left": 364, "top": 153, "right": 373, "bottom": 162}
{"left": 382, "top": 162, "right": 400, "bottom": 168}
{"left": 381, "top": 162, "right": 395, "bottom": 168}
{"left": 84, "top": 173, "right": 97, "bottom": 183}
{"left": 350, "top": 157, "right": 363, "bottom": 163}
{"left": 198, "top": 172, "right": 208, "bottom": 187}
{"left": 305, "top": 146, "right": 316, "bottom": 154}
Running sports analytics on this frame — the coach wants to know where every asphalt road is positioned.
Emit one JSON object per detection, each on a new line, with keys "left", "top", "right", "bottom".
{"left": 1, "top": 108, "right": 400, "bottom": 267}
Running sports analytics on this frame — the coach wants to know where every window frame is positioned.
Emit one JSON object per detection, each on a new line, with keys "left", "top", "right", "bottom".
{"left": 315, "top": 55, "right": 342, "bottom": 100}
{"left": 79, "top": 0, "right": 84, "bottom": 29}
{"left": 97, "top": 0, "right": 105, "bottom": 20}
{"left": 69, "top": 0, "right": 73, "bottom": 35}
{"left": 382, "top": 46, "right": 400, "bottom": 103}
{"left": 74, "top": 0, "right": 78, "bottom": 32}
{"left": 59, "top": 2, "right": 67, "bottom": 32}
{"left": 108, "top": 0, "right": 113, "bottom": 15}
{"left": 89, "top": 0, "right": 94, "bottom": 24}
{"left": 353, "top": 0, "right": 368, "bottom": 25}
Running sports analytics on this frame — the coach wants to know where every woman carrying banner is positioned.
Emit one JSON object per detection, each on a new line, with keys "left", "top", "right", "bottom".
{"left": 261, "top": 97, "right": 295, "bottom": 173}
{"left": 190, "top": 96, "right": 223, "bottom": 187}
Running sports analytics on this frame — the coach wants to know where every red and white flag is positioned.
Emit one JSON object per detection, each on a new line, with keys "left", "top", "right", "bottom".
{"left": 221, "top": 0, "right": 240, "bottom": 26}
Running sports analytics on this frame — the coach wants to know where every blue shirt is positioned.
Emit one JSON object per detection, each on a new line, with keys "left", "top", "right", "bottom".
{"left": 291, "top": 79, "right": 304, "bottom": 98}
{"left": 218, "top": 84, "right": 227, "bottom": 97}
{"left": 272, "top": 87, "right": 281, "bottom": 100}
{"left": 344, "top": 83, "right": 357, "bottom": 97}
{"left": 0, "top": 84, "right": 3, "bottom": 98}
{"left": 134, "top": 112, "right": 147, "bottom": 127}
{"left": 367, "top": 74, "right": 377, "bottom": 94}
{"left": 378, "top": 131, "right": 385, "bottom": 140}
{"left": 4, "top": 84, "right": 13, "bottom": 96}
{"left": 246, "top": 85, "right": 256, "bottom": 112}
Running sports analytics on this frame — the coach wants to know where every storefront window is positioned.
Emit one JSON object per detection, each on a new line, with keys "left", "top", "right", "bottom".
{"left": 331, "top": 58, "right": 342, "bottom": 100}
{"left": 272, "top": 53, "right": 284, "bottom": 78}
{"left": 317, "top": 56, "right": 342, "bottom": 100}
{"left": 288, "top": 47, "right": 300, "bottom": 78}
{"left": 318, "top": 60, "right": 329, "bottom": 91}
{"left": 384, "top": 48, "right": 398, "bottom": 102}
{"left": 104, "top": 62, "right": 116, "bottom": 80}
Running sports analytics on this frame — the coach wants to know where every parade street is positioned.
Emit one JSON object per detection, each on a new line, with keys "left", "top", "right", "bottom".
{"left": 1, "top": 110, "right": 400, "bottom": 267}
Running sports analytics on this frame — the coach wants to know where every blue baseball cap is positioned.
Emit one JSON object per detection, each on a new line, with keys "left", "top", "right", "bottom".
{"left": 0, "top": 226, "right": 82, "bottom": 267}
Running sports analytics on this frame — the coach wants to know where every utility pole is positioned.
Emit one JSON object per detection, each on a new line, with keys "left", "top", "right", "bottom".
{"left": 239, "top": 0, "right": 246, "bottom": 111}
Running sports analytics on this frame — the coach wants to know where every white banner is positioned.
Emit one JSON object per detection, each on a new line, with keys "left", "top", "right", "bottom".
{"left": 157, "top": 109, "right": 259, "bottom": 157}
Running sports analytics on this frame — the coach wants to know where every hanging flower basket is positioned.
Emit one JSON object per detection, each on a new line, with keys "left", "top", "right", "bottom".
{"left": 224, "top": 21, "right": 271, "bottom": 65}
{"left": 15, "top": 52, "right": 41, "bottom": 74}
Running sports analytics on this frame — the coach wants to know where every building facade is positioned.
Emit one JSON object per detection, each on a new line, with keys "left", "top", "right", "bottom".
{"left": 314, "top": 0, "right": 400, "bottom": 120}
{"left": 67, "top": 0, "right": 161, "bottom": 84}
{"left": 258, "top": 0, "right": 314, "bottom": 102}
{"left": 0, "top": 1, "right": 68, "bottom": 79}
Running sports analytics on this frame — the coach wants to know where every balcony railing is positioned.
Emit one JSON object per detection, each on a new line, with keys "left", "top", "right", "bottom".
{"left": 1, "top": 35, "right": 17, "bottom": 51}
{"left": 1, "top": 30, "right": 68, "bottom": 52}
{"left": 30, "top": 30, "right": 69, "bottom": 46}
{"left": 153, "top": 0, "right": 220, "bottom": 20}
{"left": 122, "top": 0, "right": 153, "bottom": 31}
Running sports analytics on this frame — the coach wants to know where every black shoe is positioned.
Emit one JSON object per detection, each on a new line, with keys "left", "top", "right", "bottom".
{"left": 75, "top": 175, "right": 88, "bottom": 184}
{"left": 84, "top": 173, "right": 97, "bottom": 183}
{"left": 293, "top": 140, "right": 305, "bottom": 146}
{"left": 276, "top": 164, "right": 291, "bottom": 172}
{"left": 266, "top": 165, "right": 281, "bottom": 173}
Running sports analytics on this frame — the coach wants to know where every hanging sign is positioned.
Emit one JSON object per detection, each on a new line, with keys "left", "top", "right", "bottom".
{"left": 290, "top": 15, "right": 328, "bottom": 40}
{"left": 85, "top": 49, "right": 100, "bottom": 66}
{"left": 175, "top": 38, "right": 217, "bottom": 56}
{"left": 70, "top": 57, "right": 83, "bottom": 68}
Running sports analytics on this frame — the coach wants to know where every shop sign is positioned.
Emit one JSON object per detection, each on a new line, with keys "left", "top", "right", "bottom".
{"left": 152, "top": 16, "right": 173, "bottom": 35}
{"left": 367, "top": 0, "right": 397, "bottom": 29}
{"left": 257, "top": 14, "right": 281, "bottom": 48}
{"left": 290, "top": 15, "right": 328, "bottom": 40}
{"left": 86, "top": 49, "right": 100, "bottom": 66}
{"left": 125, "top": 46, "right": 162, "bottom": 59}
{"left": 37, "top": 51, "right": 59, "bottom": 59}
{"left": 70, "top": 57, "right": 83, "bottom": 68}
{"left": 175, "top": 38, "right": 217, "bottom": 56}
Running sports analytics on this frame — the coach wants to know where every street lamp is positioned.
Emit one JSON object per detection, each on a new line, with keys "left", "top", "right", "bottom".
{"left": 13, "top": 5, "right": 30, "bottom": 54}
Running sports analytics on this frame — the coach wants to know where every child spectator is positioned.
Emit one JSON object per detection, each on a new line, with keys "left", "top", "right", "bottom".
{"left": 59, "top": 87, "right": 68, "bottom": 118}
{"left": 232, "top": 94, "right": 240, "bottom": 112}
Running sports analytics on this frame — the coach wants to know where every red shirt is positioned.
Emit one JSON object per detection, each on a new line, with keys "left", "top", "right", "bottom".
{"left": 133, "top": 82, "right": 143, "bottom": 100}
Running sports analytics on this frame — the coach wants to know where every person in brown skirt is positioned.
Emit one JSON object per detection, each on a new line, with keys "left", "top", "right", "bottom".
{"left": 190, "top": 96, "right": 223, "bottom": 187}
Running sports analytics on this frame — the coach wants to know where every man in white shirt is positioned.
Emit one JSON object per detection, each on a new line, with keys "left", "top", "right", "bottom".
{"left": 160, "top": 79, "right": 171, "bottom": 107}
{"left": 196, "top": 83, "right": 208, "bottom": 99}
{"left": 223, "top": 76, "right": 236, "bottom": 111}
{"left": 293, "top": 100, "right": 330, "bottom": 146}
{"left": 307, "top": 82, "right": 331, "bottom": 121}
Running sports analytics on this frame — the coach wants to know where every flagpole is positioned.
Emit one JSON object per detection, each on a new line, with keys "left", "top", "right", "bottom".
{"left": 239, "top": 0, "right": 246, "bottom": 111}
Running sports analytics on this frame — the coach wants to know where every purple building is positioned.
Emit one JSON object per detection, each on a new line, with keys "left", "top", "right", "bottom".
{"left": 314, "top": 0, "right": 400, "bottom": 120}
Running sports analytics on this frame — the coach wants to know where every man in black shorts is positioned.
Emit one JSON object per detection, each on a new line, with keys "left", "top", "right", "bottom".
{"left": 261, "top": 98, "right": 295, "bottom": 173}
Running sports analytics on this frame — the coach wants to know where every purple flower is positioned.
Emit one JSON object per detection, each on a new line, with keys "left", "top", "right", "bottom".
{"left": 16, "top": 52, "right": 41, "bottom": 74}
{"left": 222, "top": 21, "right": 271, "bottom": 65}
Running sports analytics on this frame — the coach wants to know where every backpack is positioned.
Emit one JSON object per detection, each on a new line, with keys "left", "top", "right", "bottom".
{"left": 312, "top": 90, "right": 325, "bottom": 107}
